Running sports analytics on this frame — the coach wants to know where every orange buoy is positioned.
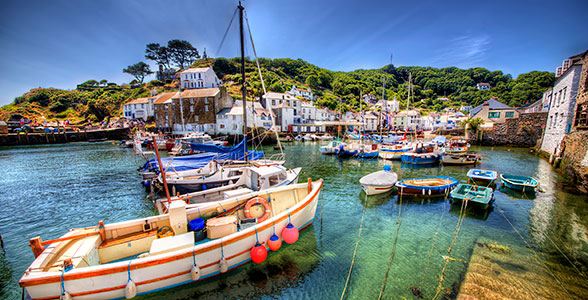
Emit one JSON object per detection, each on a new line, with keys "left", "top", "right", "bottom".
{"left": 282, "top": 223, "right": 299, "bottom": 244}
{"left": 268, "top": 234, "right": 282, "bottom": 251}
{"left": 250, "top": 243, "right": 267, "bottom": 264}
{"left": 244, "top": 197, "right": 271, "bottom": 223}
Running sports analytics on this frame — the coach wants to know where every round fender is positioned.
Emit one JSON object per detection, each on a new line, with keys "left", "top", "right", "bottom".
{"left": 244, "top": 197, "right": 271, "bottom": 223}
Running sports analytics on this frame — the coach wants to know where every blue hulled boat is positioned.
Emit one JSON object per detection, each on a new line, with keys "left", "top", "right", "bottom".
{"left": 500, "top": 174, "right": 539, "bottom": 192}
{"left": 467, "top": 169, "right": 498, "bottom": 185}
{"left": 396, "top": 176, "right": 459, "bottom": 196}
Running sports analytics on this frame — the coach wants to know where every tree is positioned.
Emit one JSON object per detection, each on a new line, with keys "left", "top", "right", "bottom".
{"left": 81, "top": 80, "right": 99, "bottom": 87}
{"left": 167, "top": 40, "right": 200, "bottom": 69}
{"left": 145, "top": 43, "right": 172, "bottom": 71}
{"left": 306, "top": 75, "right": 320, "bottom": 91}
{"left": 99, "top": 79, "right": 108, "bottom": 87}
{"left": 123, "top": 62, "right": 153, "bottom": 84}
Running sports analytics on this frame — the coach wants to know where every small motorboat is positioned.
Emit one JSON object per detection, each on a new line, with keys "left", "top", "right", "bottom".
{"left": 359, "top": 165, "right": 398, "bottom": 195}
{"left": 319, "top": 141, "right": 346, "bottom": 155}
{"left": 445, "top": 137, "right": 470, "bottom": 154}
{"left": 449, "top": 184, "right": 494, "bottom": 209}
{"left": 441, "top": 153, "right": 481, "bottom": 165}
{"left": 500, "top": 174, "right": 539, "bottom": 192}
{"left": 467, "top": 169, "right": 498, "bottom": 186}
{"left": 396, "top": 176, "right": 458, "bottom": 196}
{"left": 401, "top": 143, "right": 441, "bottom": 165}
{"left": 379, "top": 143, "right": 414, "bottom": 160}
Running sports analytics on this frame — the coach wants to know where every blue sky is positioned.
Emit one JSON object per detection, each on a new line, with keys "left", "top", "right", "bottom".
{"left": 1, "top": 0, "right": 587, "bottom": 106}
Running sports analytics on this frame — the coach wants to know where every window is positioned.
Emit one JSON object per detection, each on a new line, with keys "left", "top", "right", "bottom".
{"left": 488, "top": 112, "right": 501, "bottom": 118}
{"left": 562, "top": 87, "right": 567, "bottom": 102}
{"left": 190, "top": 99, "right": 194, "bottom": 104}
{"left": 574, "top": 102, "right": 588, "bottom": 127}
{"left": 205, "top": 106, "right": 209, "bottom": 112}
{"left": 194, "top": 116, "right": 199, "bottom": 122}
{"left": 134, "top": 104, "right": 137, "bottom": 109}
{"left": 141, "top": 104, "right": 144, "bottom": 108}
{"left": 198, "top": 73, "right": 201, "bottom": 79}
{"left": 505, "top": 111, "right": 514, "bottom": 118}
{"left": 204, "top": 98, "right": 208, "bottom": 104}
{"left": 272, "top": 100, "right": 275, "bottom": 106}
{"left": 190, "top": 106, "right": 194, "bottom": 112}
{"left": 220, "top": 124, "right": 225, "bottom": 129}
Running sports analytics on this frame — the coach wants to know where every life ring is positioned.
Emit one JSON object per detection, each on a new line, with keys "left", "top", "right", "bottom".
{"left": 244, "top": 197, "right": 271, "bottom": 223}
{"left": 157, "top": 226, "right": 173, "bottom": 238}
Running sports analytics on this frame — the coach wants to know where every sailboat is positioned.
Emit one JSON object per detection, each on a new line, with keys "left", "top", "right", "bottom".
{"left": 19, "top": 4, "right": 323, "bottom": 299}
{"left": 335, "top": 89, "right": 379, "bottom": 158}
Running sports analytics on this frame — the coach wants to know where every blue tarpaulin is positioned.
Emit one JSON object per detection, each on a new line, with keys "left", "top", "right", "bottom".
{"left": 142, "top": 139, "right": 263, "bottom": 172}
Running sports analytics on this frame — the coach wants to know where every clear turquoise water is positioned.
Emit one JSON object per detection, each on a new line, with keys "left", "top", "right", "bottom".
{"left": 0, "top": 142, "right": 587, "bottom": 299}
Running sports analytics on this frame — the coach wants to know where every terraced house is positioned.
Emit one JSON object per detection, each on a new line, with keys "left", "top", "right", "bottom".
{"left": 470, "top": 98, "right": 519, "bottom": 125}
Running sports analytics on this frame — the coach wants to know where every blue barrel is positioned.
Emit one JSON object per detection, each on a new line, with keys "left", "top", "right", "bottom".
{"left": 189, "top": 218, "right": 205, "bottom": 231}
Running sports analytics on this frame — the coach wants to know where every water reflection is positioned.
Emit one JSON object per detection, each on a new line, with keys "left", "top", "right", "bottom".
{"left": 449, "top": 202, "right": 494, "bottom": 221}
{"left": 358, "top": 190, "right": 394, "bottom": 208}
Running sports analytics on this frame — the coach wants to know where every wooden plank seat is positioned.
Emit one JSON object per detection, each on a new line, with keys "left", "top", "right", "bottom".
{"left": 99, "top": 229, "right": 158, "bottom": 249}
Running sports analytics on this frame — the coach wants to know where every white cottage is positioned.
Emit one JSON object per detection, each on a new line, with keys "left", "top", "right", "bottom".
{"left": 180, "top": 67, "right": 221, "bottom": 89}
{"left": 541, "top": 52, "right": 586, "bottom": 156}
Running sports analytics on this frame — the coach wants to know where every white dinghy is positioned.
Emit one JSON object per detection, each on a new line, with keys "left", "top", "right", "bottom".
{"left": 359, "top": 165, "right": 398, "bottom": 195}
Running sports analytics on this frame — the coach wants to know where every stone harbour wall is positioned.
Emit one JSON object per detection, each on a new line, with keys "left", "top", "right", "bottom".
{"left": 556, "top": 130, "right": 588, "bottom": 193}
{"left": 473, "top": 112, "right": 547, "bottom": 147}
{"left": 0, "top": 127, "right": 131, "bottom": 146}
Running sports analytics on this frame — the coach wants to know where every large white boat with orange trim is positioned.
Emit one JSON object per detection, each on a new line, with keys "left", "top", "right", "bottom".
{"left": 19, "top": 179, "right": 323, "bottom": 299}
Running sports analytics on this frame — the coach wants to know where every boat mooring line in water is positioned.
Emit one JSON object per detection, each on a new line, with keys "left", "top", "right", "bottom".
{"left": 512, "top": 191, "right": 588, "bottom": 285}
{"left": 340, "top": 202, "right": 367, "bottom": 300}
{"left": 494, "top": 202, "right": 575, "bottom": 299}
{"left": 432, "top": 192, "right": 469, "bottom": 300}
{"left": 377, "top": 186, "right": 404, "bottom": 300}
{"left": 415, "top": 188, "right": 450, "bottom": 294}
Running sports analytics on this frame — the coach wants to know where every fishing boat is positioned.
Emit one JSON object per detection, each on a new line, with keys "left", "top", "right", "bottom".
{"left": 466, "top": 169, "right": 498, "bottom": 186}
{"left": 319, "top": 134, "right": 334, "bottom": 141}
{"left": 441, "top": 153, "right": 481, "bottom": 165}
{"left": 400, "top": 143, "right": 441, "bottom": 165}
{"left": 162, "top": 164, "right": 301, "bottom": 201}
{"left": 500, "top": 174, "right": 539, "bottom": 192}
{"left": 319, "top": 140, "right": 346, "bottom": 155}
{"left": 359, "top": 165, "right": 398, "bottom": 195}
{"left": 449, "top": 184, "right": 494, "bottom": 209}
{"left": 335, "top": 142, "right": 378, "bottom": 159}
{"left": 445, "top": 137, "right": 470, "bottom": 154}
{"left": 379, "top": 143, "right": 414, "bottom": 160}
{"left": 20, "top": 179, "right": 323, "bottom": 300}
{"left": 396, "top": 176, "right": 458, "bottom": 196}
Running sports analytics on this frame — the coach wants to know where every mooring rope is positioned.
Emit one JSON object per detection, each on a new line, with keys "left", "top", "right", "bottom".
{"left": 377, "top": 186, "right": 404, "bottom": 300}
{"left": 514, "top": 191, "right": 588, "bottom": 285}
{"left": 495, "top": 203, "right": 574, "bottom": 299}
{"left": 340, "top": 203, "right": 368, "bottom": 300}
{"left": 432, "top": 193, "right": 469, "bottom": 300}
{"left": 419, "top": 188, "right": 450, "bottom": 289}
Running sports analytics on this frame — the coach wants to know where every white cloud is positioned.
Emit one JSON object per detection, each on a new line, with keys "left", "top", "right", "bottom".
{"left": 431, "top": 34, "right": 491, "bottom": 68}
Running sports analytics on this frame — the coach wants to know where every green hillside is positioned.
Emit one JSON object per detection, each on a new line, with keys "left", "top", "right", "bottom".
{"left": 0, "top": 57, "right": 554, "bottom": 122}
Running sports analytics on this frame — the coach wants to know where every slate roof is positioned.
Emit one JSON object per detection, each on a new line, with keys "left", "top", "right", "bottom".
{"left": 470, "top": 98, "right": 514, "bottom": 116}
{"left": 172, "top": 88, "right": 219, "bottom": 99}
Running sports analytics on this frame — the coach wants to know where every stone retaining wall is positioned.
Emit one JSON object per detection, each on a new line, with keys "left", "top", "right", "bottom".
{"left": 472, "top": 112, "right": 547, "bottom": 147}
{"left": 556, "top": 130, "right": 588, "bottom": 193}
{"left": 0, "top": 127, "right": 130, "bottom": 146}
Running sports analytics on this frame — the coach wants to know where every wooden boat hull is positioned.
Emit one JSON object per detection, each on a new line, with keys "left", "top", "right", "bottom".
{"left": 378, "top": 147, "right": 413, "bottom": 160}
{"left": 356, "top": 151, "right": 379, "bottom": 159}
{"left": 449, "top": 184, "right": 494, "bottom": 209}
{"left": 361, "top": 184, "right": 395, "bottom": 195}
{"left": 467, "top": 169, "right": 497, "bottom": 186}
{"left": 20, "top": 181, "right": 323, "bottom": 300}
{"left": 396, "top": 177, "right": 458, "bottom": 196}
{"left": 441, "top": 154, "right": 480, "bottom": 165}
{"left": 400, "top": 153, "right": 440, "bottom": 165}
{"left": 500, "top": 174, "right": 538, "bottom": 192}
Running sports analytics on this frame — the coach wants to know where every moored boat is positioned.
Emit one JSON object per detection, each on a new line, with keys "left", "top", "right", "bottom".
{"left": 445, "top": 137, "right": 470, "bottom": 154}
{"left": 467, "top": 169, "right": 498, "bottom": 186}
{"left": 20, "top": 180, "right": 323, "bottom": 300}
{"left": 396, "top": 176, "right": 458, "bottom": 196}
{"left": 359, "top": 165, "right": 398, "bottom": 195}
{"left": 449, "top": 183, "right": 494, "bottom": 209}
{"left": 441, "top": 153, "right": 481, "bottom": 165}
{"left": 400, "top": 143, "right": 441, "bottom": 165}
{"left": 500, "top": 174, "right": 539, "bottom": 192}
{"left": 319, "top": 140, "right": 346, "bottom": 155}
{"left": 379, "top": 143, "right": 414, "bottom": 160}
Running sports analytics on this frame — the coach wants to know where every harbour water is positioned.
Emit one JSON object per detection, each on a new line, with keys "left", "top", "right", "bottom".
{"left": 1, "top": 142, "right": 587, "bottom": 299}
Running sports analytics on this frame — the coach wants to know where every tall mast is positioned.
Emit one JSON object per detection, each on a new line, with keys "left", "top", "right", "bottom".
{"left": 405, "top": 72, "right": 411, "bottom": 132}
{"left": 360, "top": 88, "right": 364, "bottom": 143}
{"left": 383, "top": 76, "right": 387, "bottom": 136}
{"left": 239, "top": 2, "right": 248, "bottom": 163}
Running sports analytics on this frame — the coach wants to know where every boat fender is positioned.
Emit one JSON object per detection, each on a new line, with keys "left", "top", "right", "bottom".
{"left": 428, "top": 189, "right": 431, "bottom": 196}
{"left": 125, "top": 280, "right": 136, "bottom": 299}
{"left": 422, "top": 189, "right": 425, "bottom": 195}
{"left": 219, "top": 257, "right": 228, "bottom": 273}
{"left": 251, "top": 242, "right": 268, "bottom": 264}
{"left": 282, "top": 223, "right": 299, "bottom": 244}
{"left": 191, "top": 264, "right": 200, "bottom": 281}
{"left": 268, "top": 234, "right": 282, "bottom": 251}
{"left": 244, "top": 197, "right": 271, "bottom": 223}
{"left": 60, "top": 292, "right": 72, "bottom": 300}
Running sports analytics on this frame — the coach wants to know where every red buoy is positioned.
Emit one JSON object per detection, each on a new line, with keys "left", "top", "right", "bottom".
{"left": 268, "top": 234, "right": 282, "bottom": 251}
{"left": 250, "top": 243, "right": 267, "bottom": 264}
{"left": 282, "top": 223, "right": 299, "bottom": 244}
